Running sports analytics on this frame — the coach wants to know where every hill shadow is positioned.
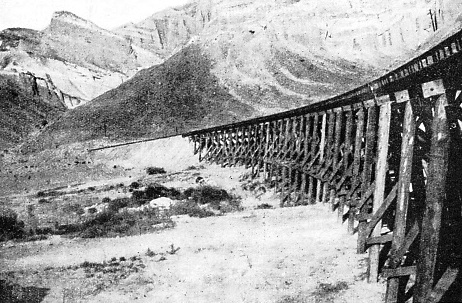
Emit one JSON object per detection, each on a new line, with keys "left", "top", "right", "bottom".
{"left": 0, "top": 279, "right": 49, "bottom": 303}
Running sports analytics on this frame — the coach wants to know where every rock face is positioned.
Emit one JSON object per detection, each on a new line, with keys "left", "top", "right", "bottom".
{"left": 28, "top": 45, "right": 254, "bottom": 151}
{"left": 0, "top": 72, "right": 64, "bottom": 149}
{"left": 114, "top": 2, "right": 213, "bottom": 59}
{"left": 109, "top": 0, "right": 462, "bottom": 115}
{"left": 6, "top": 0, "right": 462, "bottom": 150}
{"left": 0, "top": 12, "right": 163, "bottom": 109}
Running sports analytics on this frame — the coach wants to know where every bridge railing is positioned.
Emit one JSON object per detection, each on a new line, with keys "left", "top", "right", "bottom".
{"left": 183, "top": 29, "right": 462, "bottom": 303}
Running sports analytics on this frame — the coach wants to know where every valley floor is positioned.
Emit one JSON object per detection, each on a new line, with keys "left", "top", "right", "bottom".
{"left": 0, "top": 168, "right": 385, "bottom": 302}
{"left": 0, "top": 137, "right": 385, "bottom": 302}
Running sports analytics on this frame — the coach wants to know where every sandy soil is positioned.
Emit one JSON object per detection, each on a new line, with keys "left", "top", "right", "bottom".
{"left": 1, "top": 203, "right": 385, "bottom": 303}
{"left": 1, "top": 137, "right": 385, "bottom": 302}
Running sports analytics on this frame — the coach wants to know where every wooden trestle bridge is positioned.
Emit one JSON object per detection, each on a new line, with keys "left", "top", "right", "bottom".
{"left": 183, "top": 29, "right": 462, "bottom": 303}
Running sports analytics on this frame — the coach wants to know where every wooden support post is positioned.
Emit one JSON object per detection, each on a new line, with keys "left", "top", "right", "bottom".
{"left": 316, "top": 113, "right": 327, "bottom": 203}
{"left": 299, "top": 115, "right": 310, "bottom": 204}
{"left": 348, "top": 108, "right": 364, "bottom": 233}
{"left": 307, "top": 114, "right": 318, "bottom": 204}
{"left": 357, "top": 104, "right": 378, "bottom": 253}
{"left": 339, "top": 109, "right": 353, "bottom": 222}
{"left": 264, "top": 122, "right": 271, "bottom": 180}
{"left": 414, "top": 92, "right": 450, "bottom": 302}
{"left": 368, "top": 100, "right": 391, "bottom": 283}
{"left": 330, "top": 109, "right": 343, "bottom": 211}
{"left": 300, "top": 172, "right": 307, "bottom": 204}
{"left": 322, "top": 111, "right": 336, "bottom": 204}
{"left": 281, "top": 166, "right": 288, "bottom": 206}
{"left": 386, "top": 100, "right": 416, "bottom": 302}
{"left": 293, "top": 168, "right": 300, "bottom": 205}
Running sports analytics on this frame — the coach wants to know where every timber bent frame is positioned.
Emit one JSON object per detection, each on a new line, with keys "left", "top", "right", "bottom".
{"left": 183, "top": 28, "right": 462, "bottom": 302}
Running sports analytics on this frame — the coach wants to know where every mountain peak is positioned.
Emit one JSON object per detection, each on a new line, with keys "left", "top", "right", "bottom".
{"left": 49, "top": 11, "right": 102, "bottom": 31}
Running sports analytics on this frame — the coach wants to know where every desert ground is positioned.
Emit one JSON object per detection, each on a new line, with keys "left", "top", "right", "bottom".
{"left": 0, "top": 136, "right": 385, "bottom": 302}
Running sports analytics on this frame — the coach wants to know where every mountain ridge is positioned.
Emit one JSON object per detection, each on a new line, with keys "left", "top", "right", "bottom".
{"left": 4, "top": 0, "right": 462, "bottom": 151}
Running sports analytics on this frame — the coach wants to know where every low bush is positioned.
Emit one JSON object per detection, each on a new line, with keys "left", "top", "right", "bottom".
{"left": 102, "top": 197, "right": 111, "bottom": 203}
{"left": 255, "top": 203, "right": 274, "bottom": 209}
{"left": 183, "top": 185, "right": 233, "bottom": 207}
{"left": 0, "top": 209, "right": 25, "bottom": 241}
{"left": 131, "top": 184, "right": 181, "bottom": 204}
{"left": 146, "top": 166, "right": 166, "bottom": 175}
{"left": 129, "top": 182, "right": 140, "bottom": 189}
{"left": 170, "top": 185, "right": 242, "bottom": 218}
{"left": 38, "top": 198, "right": 49, "bottom": 204}
{"left": 170, "top": 201, "right": 216, "bottom": 218}
{"left": 77, "top": 208, "right": 174, "bottom": 238}
{"left": 62, "top": 203, "right": 84, "bottom": 215}
{"left": 35, "top": 190, "right": 60, "bottom": 198}
{"left": 108, "top": 198, "right": 130, "bottom": 213}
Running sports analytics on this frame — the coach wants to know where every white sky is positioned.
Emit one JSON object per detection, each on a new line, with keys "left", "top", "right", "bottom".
{"left": 0, "top": 0, "right": 192, "bottom": 31}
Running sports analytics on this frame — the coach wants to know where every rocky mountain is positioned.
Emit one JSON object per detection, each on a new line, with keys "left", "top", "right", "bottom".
{"left": 0, "top": 11, "right": 166, "bottom": 148}
{"left": 6, "top": 0, "right": 462, "bottom": 151}
{"left": 0, "top": 72, "right": 64, "bottom": 149}
{"left": 0, "top": 11, "right": 163, "bottom": 109}
{"left": 24, "top": 45, "right": 253, "bottom": 151}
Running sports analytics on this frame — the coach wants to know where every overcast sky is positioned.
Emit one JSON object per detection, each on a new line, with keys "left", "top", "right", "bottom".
{"left": 0, "top": 0, "right": 191, "bottom": 31}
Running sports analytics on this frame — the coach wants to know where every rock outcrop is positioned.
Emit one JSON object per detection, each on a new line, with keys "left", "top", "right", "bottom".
{"left": 0, "top": 12, "right": 164, "bottom": 110}
{"left": 7, "top": 0, "right": 462, "bottom": 150}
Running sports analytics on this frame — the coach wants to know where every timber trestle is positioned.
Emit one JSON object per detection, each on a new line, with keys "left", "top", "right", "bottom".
{"left": 183, "top": 29, "right": 462, "bottom": 302}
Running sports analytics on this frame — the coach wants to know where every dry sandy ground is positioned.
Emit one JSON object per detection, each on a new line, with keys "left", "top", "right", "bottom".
{"left": 1, "top": 137, "right": 385, "bottom": 302}
{"left": 1, "top": 203, "right": 385, "bottom": 303}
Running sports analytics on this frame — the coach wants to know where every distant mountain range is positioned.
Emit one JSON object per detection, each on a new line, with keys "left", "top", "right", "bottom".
{"left": 1, "top": 0, "right": 462, "bottom": 151}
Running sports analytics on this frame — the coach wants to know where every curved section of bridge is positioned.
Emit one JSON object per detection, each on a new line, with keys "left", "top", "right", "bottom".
{"left": 183, "top": 29, "right": 462, "bottom": 302}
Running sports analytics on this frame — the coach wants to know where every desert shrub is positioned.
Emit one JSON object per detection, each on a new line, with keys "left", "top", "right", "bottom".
{"left": 131, "top": 190, "right": 146, "bottom": 203}
{"left": 129, "top": 181, "right": 140, "bottom": 189}
{"left": 23, "top": 234, "right": 48, "bottom": 242}
{"left": 77, "top": 208, "right": 173, "bottom": 238}
{"left": 108, "top": 198, "right": 130, "bottom": 213}
{"left": 312, "top": 281, "right": 349, "bottom": 299}
{"left": 0, "top": 208, "right": 25, "bottom": 241}
{"left": 169, "top": 201, "right": 216, "bottom": 218}
{"left": 102, "top": 197, "right": 111, "bottom": 204}
{"left": 146, "top": 248, "right": 156, "bottom": 257}
{"left": 131, "top": 184, "right": 180, "bottom": 203}
{"left": 62, "top": 203, "right": 84, "bottom": 215}
{"left": 170, "top": 200, "right": 201, "bottom": 216}
{"left": 35, "top": 190, "right": 60, "bottom": 198}
{"left": 145, "top": 184, "right": 180, "bottom": 199}
{"left": 36, "top": 227, "right": 53, "bottom": 235}
{"left": 184, "top": 185, "right": 232, "bottom": 206}
{"left": 186, "top": 165, "right": 204, "bottom": 170}
{"left": 36, "top": 191, "right": 46, "bottom": 198}
{"left": 255, "top": 203, "right": 274, "bottom": 209}
{"left": 146, "top": 166, "right": 166, "bottom": 175}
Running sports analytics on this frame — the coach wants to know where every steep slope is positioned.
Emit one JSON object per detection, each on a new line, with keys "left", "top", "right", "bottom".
{"left": 114, "top": 2, "right": 213, "bottom": 59}
{"left": 15, "top": 0, "right": 462, "bottom": 151}
{"left": 0, "top": 73, "right": 64, "bottom": 149}
{"left": 116, "top": 0, "right": 462, "bottom": 114}
{"left": 0, "top": 12, "right": 163, "bottom": 109}
{"left": 27, "top": 45, "right": 253, "bottom": 151}
{"left": 29, "top": 0, "right": 462, "bottom": 150}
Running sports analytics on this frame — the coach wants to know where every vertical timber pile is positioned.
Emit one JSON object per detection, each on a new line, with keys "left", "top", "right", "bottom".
{"left": 185, "top": 29, "right": 462, "bottom": 302}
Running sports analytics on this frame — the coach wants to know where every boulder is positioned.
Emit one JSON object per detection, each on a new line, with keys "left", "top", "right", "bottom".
{"left": 149, "top": 197, "right": 174, "bottom": 210}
